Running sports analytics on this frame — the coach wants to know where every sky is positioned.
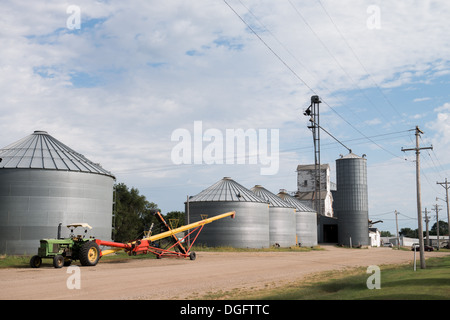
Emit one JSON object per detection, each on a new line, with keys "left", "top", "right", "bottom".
{"left": 1, "top": 0, "right": 450, "bottom": 235}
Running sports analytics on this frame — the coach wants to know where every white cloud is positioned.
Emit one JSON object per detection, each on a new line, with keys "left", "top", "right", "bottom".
{"left": 1, "top": 1, "right": 450, "bottom": 226}
{"left": 430, "top": 103, "right": 450, "bottom": 147}
{"left": 413, "top": 97, "right": 431, "bottom": 103}
{"left": 434, "top": 102, "right": 450, "bottom": 113}
{"left": 364, "top": 118, "right": 381, "bottom": 125}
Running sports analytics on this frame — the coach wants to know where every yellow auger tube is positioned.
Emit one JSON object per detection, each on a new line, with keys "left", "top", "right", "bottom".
{"left": 101, "top": 248, "right": 125, "bottom": 256}
{"left": 100, "top": 211, "right": 235, "bottom": 256}
{"left": 143, "top": 211, "right": 235, "bottom": 242}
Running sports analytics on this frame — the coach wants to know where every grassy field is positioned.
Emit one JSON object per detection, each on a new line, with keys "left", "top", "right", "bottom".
{"left": 204, "top": 255, "right": 450, "bottom": 300}
{"left": 0, "top": 251, "right": 157, "bottom": 268}
{"left": 0, "top": 245, "right": 321, "bottom": 268}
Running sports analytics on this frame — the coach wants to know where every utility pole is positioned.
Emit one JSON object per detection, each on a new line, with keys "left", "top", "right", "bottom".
{"left": 423, "top": 208, "right": 430, "bottom": 246}
{"left": 395, "top": 210, "right": 400, "bottom": 249}
{"left": 436, "top": 178, "right": 450, "bottom": 249}
{"left": 401, "top": 126, "right": 433, "bottom": 269}
{"left": 432, "top": 204, "right": 441, "bottom": 250}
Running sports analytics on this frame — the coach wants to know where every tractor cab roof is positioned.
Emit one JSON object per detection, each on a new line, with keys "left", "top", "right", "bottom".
{"left": 67, "top": 223, "right": 92, "bottom": 229}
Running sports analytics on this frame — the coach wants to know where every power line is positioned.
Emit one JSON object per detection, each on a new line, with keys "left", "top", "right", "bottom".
{"left": 431, "top": 149, "right": 449, "bottom": 177}
{"left": 222, "top": 0, "right": 315, "bottom": 94}
{"left": 223, "top": 0, "right": 407, "bottom": 160}
{"left": 288, "top": 0, "right": 391, "bottom": 123}
{"left": 243, "top": 0, "right": 413, "bottom": 155}
{"left": 114, "top": 128, "right": 411, "bottom": 175}
{"left": 398, "top": 212, "right": 417, "bottom": 220}
{"left": 288, "top": 129, "right": 412, "bottom": 152}
{"left": 285, "top": 1, "right": 411, "bottom": 158}
{"left": 321, "top": 99, "right": 405, "bottom": 159}
{"left": 235, "top": 0, "right": 314, "bottom": 82}
{"left": 316, "top": 0, "right": 403, "bottom": 118}
{"left": 370, "top": 210, "right": 395, "bottom": 216}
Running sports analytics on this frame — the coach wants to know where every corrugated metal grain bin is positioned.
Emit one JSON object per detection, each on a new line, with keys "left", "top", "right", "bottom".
{"left": 0, "top": 131, "right": 115, "bottom": 254}
{"left": 335, "top": 152, "right": 369, "bottom": 247}
{"left": 278, "top": 190, "right": 318, "bottom": 247}
{"left": 251, "top": 185, "right": 296, "bottom": 247}
{"left": 186, "top": 177, "right": 270, "bottom": 248}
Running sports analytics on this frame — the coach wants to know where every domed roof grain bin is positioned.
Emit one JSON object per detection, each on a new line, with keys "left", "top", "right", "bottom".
{"left": 251, "top": 185, "right": 296, "bottom": 247}
{"left": 186, "top": 177, "right": 269, "bottom": 248}
{"left": 278, "top": 190, "right": 318, "bottom": 247}
{"left": 0, "top": 131, "right": 115, "bottom": 255}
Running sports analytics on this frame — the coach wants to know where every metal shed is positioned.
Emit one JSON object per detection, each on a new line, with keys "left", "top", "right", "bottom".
{"left": 186, "top": 177, "right": 270, "bottom": 248}
{"left": 0, "top": 131, "right": 115, "bottom": 254}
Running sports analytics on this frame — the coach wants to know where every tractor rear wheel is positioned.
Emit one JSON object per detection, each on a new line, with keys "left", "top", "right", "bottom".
{"left": 53, "top": 255, "right": 64, "bottom": 268}
{"left": 79, "top": 241, "right": 100, "bottom": 266}
{"left": 30, "top": 255, "right": 42, "bottom": 268}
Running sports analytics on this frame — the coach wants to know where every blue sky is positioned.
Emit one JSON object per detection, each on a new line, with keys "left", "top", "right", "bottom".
{"left": 1, "top": 1, "right": 450, "bottom": 235}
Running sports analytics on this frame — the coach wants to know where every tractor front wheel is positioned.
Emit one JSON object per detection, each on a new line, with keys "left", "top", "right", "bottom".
{"left": 80, "top": 241, "right": 100, "bottom": 266}
{"left": 30, "top": 255, "right": 42, "bottom": 268}
{"left": 53, "top": 255, "right": 64, "bottom": 268}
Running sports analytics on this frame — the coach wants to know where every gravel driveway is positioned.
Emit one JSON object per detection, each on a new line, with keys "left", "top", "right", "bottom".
{"left": 0, "top": 245, "right": 448, "bottom": 300}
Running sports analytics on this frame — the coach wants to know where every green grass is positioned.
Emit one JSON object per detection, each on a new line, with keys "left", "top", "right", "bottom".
{"left": 0, "top": 254, "right": 31, "bottom": 268}
{"left": 0, "top": 245, "right": 321, "bottom": 268}
{"left": 0, "top": 251, "right": 157, "bottom": 268}
{"left": 204, "top": 256, "right": 450, "bottom": 300}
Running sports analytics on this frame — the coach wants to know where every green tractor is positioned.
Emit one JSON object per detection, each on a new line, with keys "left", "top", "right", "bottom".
{"left": 29, "top": 223, "right": 101, "bottom": 268}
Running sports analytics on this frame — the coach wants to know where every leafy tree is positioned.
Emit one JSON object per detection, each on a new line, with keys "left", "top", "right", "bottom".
{"left": 430, "top": 220, "right": 448, "bottom": 236}
{"left": 165, "top": 211, "right": 186, "bottom": 227}
{"left": 113, "top": 183, "right": 159, "bottom": 242}
{"left": 399, "top": 228, "right": 417, "bottom": 238}
{"left": 380, "top": 231, "right": 392, "bottom": 237}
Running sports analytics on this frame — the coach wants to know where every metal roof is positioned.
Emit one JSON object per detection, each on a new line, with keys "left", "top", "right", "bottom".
{"left": 251, "top": 185, "right": 294, "bottom": 208}
{"left": 296, "top": 164, "right": 330, "bottom": 171}
{"left": 189, "top": 177, "right": 266, "bottom": 202}
{"left": 338, "top": 152, "right": 366, "bottom": 159}
{"left": 0, "top": 131, "right": 115, "bottom": 178}
{"left": 277, "top": 190, "right": 316, "bottom": 212}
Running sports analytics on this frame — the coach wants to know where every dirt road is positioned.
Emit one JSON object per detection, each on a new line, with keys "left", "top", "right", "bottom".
{"left": 0, "top": 246, "right": 448, "bottom": 300}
